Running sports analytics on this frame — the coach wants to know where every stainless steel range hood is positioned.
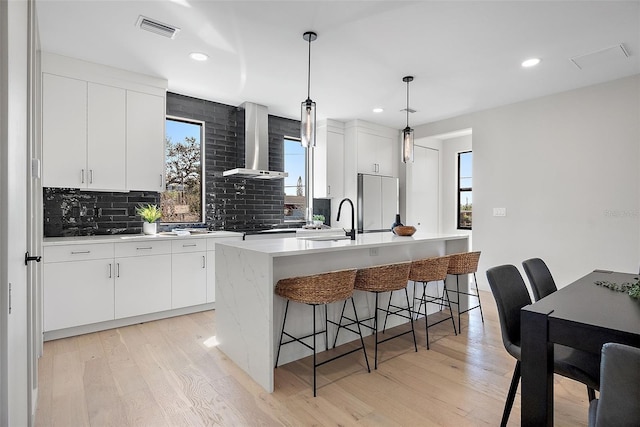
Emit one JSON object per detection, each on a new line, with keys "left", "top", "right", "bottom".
{"left": 223, "top": 102, "right": 288, "bottom": 180}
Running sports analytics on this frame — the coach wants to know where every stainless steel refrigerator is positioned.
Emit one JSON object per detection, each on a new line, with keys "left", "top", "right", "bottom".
{"left": 357, "top": 173, "right": 399, "bottom": 233}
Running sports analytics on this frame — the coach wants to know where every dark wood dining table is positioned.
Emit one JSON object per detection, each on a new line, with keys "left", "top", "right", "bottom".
{"left": 521, "top": 270, "right": 640, "bottom": 426}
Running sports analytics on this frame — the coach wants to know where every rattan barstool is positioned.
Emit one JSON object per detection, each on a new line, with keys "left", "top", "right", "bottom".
{"left": 409, "top": 256, "right": 457, "bottom": 349}
{"left": 274, "top": 269, "right": 370, "bottom": 396}
{"left": 446, "top": 251, "right": 483, "bottom": 332}
{"left": 334, "top": 262, "right": 416, "bottom": 369}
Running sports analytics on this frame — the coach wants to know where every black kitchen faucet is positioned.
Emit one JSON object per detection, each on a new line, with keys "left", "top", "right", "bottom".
{"left": 337, "top": 198, "right": 356, "bottom": 240}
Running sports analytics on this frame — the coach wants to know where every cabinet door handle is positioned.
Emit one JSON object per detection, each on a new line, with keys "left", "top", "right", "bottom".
{"left": 108, "top": 263, "right": 112, "bottom": 278}
{"left": 327, "top": 185, "right": 331, "bottom": 196}
{"left": 182, "top": 244, "right": 197, "bottom": 248}
{"left": 89, "top": 169, "right": 93, "bottom": 184}
{"left": 81, "top": 169, "right": 85, "bottom": 184}
{"left": 160, "top": 174, "right": 163, "bottom": 188}
{"left": 202, "top": 255, "right": 206, "bottom": 269}
{"left": 116, "top": 263, "right": 120, "bottom": 278}
{"left": 136, "top": 247, "right": 152, "bottom": 250}
{"left": 70, "top": 250, "right": 91, "bottom": 255}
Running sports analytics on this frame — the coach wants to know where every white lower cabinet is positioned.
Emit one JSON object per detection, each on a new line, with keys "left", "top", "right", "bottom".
{"left": 43, "top": 234, "right": 243, "bottom": 335}
{"left": 43, "top": 242, "right": 115, "bottom": 331}
{"left": 114, "top": 240, "right": 172, "bottom": 318}
{"left": 44, "top": 259, "right": 114, "bottom": 331}
{"left": 171, "top": 240, "right": 207, "bottom": 309}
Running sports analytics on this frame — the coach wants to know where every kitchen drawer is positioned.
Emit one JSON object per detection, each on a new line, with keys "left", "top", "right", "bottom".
{"left": 115, "top": 239, "right": 171, "bottom": 257}
{"left": 172, "top": 239, "right": 207, "bottom": 254}
{"left": 44, "top": 243, "right": 114, "bottom": 263}
{"left": 206, "top": 236, "right": 242, "bottom": 251}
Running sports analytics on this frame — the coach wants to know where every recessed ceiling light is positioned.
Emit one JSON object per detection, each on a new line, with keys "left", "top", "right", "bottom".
{"left": 522, "top": 58, "right": 541, "bottom": 68}
{"left": 373, "top": 107, "right": 384, "bottom": 113}
{"left": 189, "top": 52, "right": 208, "bottom": 61}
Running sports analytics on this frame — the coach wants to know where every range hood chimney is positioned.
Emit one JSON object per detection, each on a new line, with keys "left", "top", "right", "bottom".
{"left": 223, "top": 102, "right": 288, "bottom": 180}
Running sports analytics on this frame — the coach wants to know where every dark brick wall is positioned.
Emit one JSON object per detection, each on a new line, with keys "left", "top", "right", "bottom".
{"left": 167, "top": 92, "right": 299, "bottom": 231}
{"left": 43, "top": 92, "right": 300, "bottom": 236}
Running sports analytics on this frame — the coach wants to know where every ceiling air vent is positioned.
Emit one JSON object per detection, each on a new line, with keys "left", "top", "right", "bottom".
{"left": 570, "top": 44, "right": 629, "bottom": 70}
{"left": 136, "top": 15, "right": 180, "bottom": 39}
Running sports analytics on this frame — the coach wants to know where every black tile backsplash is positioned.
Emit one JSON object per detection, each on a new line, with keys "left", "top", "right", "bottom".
{"left": 43, "top": 188, "right": 159, "bottom": 237}
{"left": 43, "top": 92, "right": 302, "bottom": 236}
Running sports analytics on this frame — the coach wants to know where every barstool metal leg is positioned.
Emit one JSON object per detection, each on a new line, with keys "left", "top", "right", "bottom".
{"left": 456, "top": 274, "right": 462, "bottom": 332}
{"left": 474, "top": 272, "right": 484, "bottom": 324}
{"left": 312, "top": 304, "right": 317, "bottom": 397}
{"left": 374, "top": 292, "right": 379, "bottom": 370}
{"left": 350, "top": 297, "right": 371, "bottom": 373}
{"left": 442, "top": 282, "right": 458, "bottom": 335}
{"left": 275, "top": 300, "right": 290, "bottom": 368}
{"left": 404, "top": 287, "right": 418, "bottom": 352}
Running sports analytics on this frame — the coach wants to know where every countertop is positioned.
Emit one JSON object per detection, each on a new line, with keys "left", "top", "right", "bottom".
{"left": 216, "top": 232, "right": 468, "bottom": 257}
{"left": 42, "top": 230, "right": 244, "bottom": 246}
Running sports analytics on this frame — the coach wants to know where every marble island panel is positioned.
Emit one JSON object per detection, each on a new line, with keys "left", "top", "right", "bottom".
{"left": 215, "top": 232, "right": 470, "bottom": 392}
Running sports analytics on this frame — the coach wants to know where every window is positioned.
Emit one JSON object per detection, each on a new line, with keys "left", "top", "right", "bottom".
{"left": 162, "top": 117, "right": 204, "bottom": 223}
{"left": 458, "top": 151, "right": 472, "bottom": 230}
{"left": 283, "top": 138, "right": 306, "bottom": 220}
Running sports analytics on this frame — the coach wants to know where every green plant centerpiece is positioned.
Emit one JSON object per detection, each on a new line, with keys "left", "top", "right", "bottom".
{"left": 312, "top": 214, "right": 325, "bottom": 227}
{"left": 137, "top": 204, "right": 162, "bottom": 235}
{"left": 594, "top": 277, "right": 640, "bottom": 300}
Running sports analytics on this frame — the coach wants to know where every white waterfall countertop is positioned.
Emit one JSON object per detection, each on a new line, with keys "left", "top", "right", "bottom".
{"left": 216, "top": 231, "right": 468, "bottom": 256}
{"left": 214, "top": 231, "right": 470, "bottom": 393}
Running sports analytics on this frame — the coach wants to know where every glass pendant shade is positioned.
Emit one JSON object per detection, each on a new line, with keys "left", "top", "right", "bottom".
{"left": 401, "top": 75, "right": 415, "bottom": 163}
{"left": 402, "top": 126, "right": 414, "bottom": 163}
{"left": 301, "top": 98, "right": 316, "bottom": 148}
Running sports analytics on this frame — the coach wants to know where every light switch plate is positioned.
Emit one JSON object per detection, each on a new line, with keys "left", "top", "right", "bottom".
{"left": 493, "top": 207, "right": 507, "bottom": 217}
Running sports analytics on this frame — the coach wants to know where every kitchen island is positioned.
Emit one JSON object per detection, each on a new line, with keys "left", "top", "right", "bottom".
{"left": 215, "top": 232, "right": 469, "bottom": 392}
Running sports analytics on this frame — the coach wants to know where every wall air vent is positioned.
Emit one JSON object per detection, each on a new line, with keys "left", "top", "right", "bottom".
{"left": 136, "top": 15, "right": 180, "bottom": 39}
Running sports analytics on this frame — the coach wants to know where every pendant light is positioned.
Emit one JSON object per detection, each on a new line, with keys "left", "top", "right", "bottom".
{"left": 402, "top": 75, "right": 414, "bottom": 163}
{"left": 301, "top": 31, "right": 317, "bottom": 148}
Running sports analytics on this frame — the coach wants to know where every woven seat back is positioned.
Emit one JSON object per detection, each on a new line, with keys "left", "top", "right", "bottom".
{"left": 409, "top": 256, "right": 450, "bottom": 282}
{"left": 275, "top": 269, "right": 357, "bottom": 305}
{"left": 447, "top": 251, "right": 481, "bottom": 275}
{"left": 354, "top": 262, "right": 411, "bottom": 292}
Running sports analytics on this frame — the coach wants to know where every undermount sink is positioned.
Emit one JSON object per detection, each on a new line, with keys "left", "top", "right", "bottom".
{"left": 298, "top": 235, "right": 352, "bottom": 242}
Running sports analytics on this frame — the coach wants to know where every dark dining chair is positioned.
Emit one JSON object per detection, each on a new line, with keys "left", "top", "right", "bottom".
{"left": 522, "top": 257, "right": 557, "bottom": 301}
{"left": 486, "top": 265, "right": 600, "bottom": 427}
{"left": 588, "top": 342, "right": 640, "bottom": 427}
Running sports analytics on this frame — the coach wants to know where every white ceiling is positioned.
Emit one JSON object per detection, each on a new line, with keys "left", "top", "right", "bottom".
{"left": 36, "top": 1, "right": 640, "bottom": 129}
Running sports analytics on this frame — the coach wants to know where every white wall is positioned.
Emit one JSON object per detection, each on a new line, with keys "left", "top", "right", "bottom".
{"left": 415, "top": 75, "right": 640, "bottom": 291}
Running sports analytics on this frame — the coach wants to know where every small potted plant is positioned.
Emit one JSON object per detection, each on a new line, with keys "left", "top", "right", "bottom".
{"left": 136, "top": 204, "right": 162, "bottom": 235}
{"left": 312, "top": 214, "right": 325, "bottom": 228}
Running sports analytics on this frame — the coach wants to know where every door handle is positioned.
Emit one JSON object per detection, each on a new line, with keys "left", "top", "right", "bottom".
{"left": 24, "top": 251, "right": 42, "bottom": 266}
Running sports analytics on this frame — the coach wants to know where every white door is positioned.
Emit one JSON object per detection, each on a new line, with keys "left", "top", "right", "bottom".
{"left": 1, "top": 0, "right": 31, "bottom": 425}
{"left": 408, "top": 145, "right": 439, "bottom": 233}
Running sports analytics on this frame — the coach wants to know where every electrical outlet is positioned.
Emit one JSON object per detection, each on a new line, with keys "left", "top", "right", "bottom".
{"left": 369, "top": 248, "right": 379, "bottom": 256}
{"left": 493, "top": 207, "right": 507, "bottom": 217}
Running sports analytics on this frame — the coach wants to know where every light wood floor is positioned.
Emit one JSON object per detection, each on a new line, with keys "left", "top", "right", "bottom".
{"left": 35, "top": 291, "right": 591, "bottom": 426}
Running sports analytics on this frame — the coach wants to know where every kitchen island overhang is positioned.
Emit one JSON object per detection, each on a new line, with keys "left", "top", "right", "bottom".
{"left": 214, "top": 232, "right": 470, "bottom": 392}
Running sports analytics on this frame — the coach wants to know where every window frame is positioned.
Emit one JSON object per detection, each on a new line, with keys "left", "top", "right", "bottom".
{"left": 162, "top": 115, "right": 206, "bottom": 225}
{"left": 457, "top": 150, "right": 472, "bottom": 230}
{"left": 283, "top": 136, "right": 308, "bottom": 222}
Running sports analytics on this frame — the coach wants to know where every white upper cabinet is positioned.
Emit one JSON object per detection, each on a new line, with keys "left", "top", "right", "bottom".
{"left": 356, "top": 131, "right": 395, "bottom": 176}
{"left": 42, "top": 74, "right": 87, "bottom": 188}
{"left": 314, "top": 120, "right": 344, "bottom": 199}
{"left": 126, "top": 91, "right": 165, "bottom": 191}
{"left": 344, "top": 120, "right": 400, "bottom": 179}
{"left": 41, "top": 53, "right": 167, "bottom": 191}
{"left": 87, "top": 83, "right": 126, "bottom": 190}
